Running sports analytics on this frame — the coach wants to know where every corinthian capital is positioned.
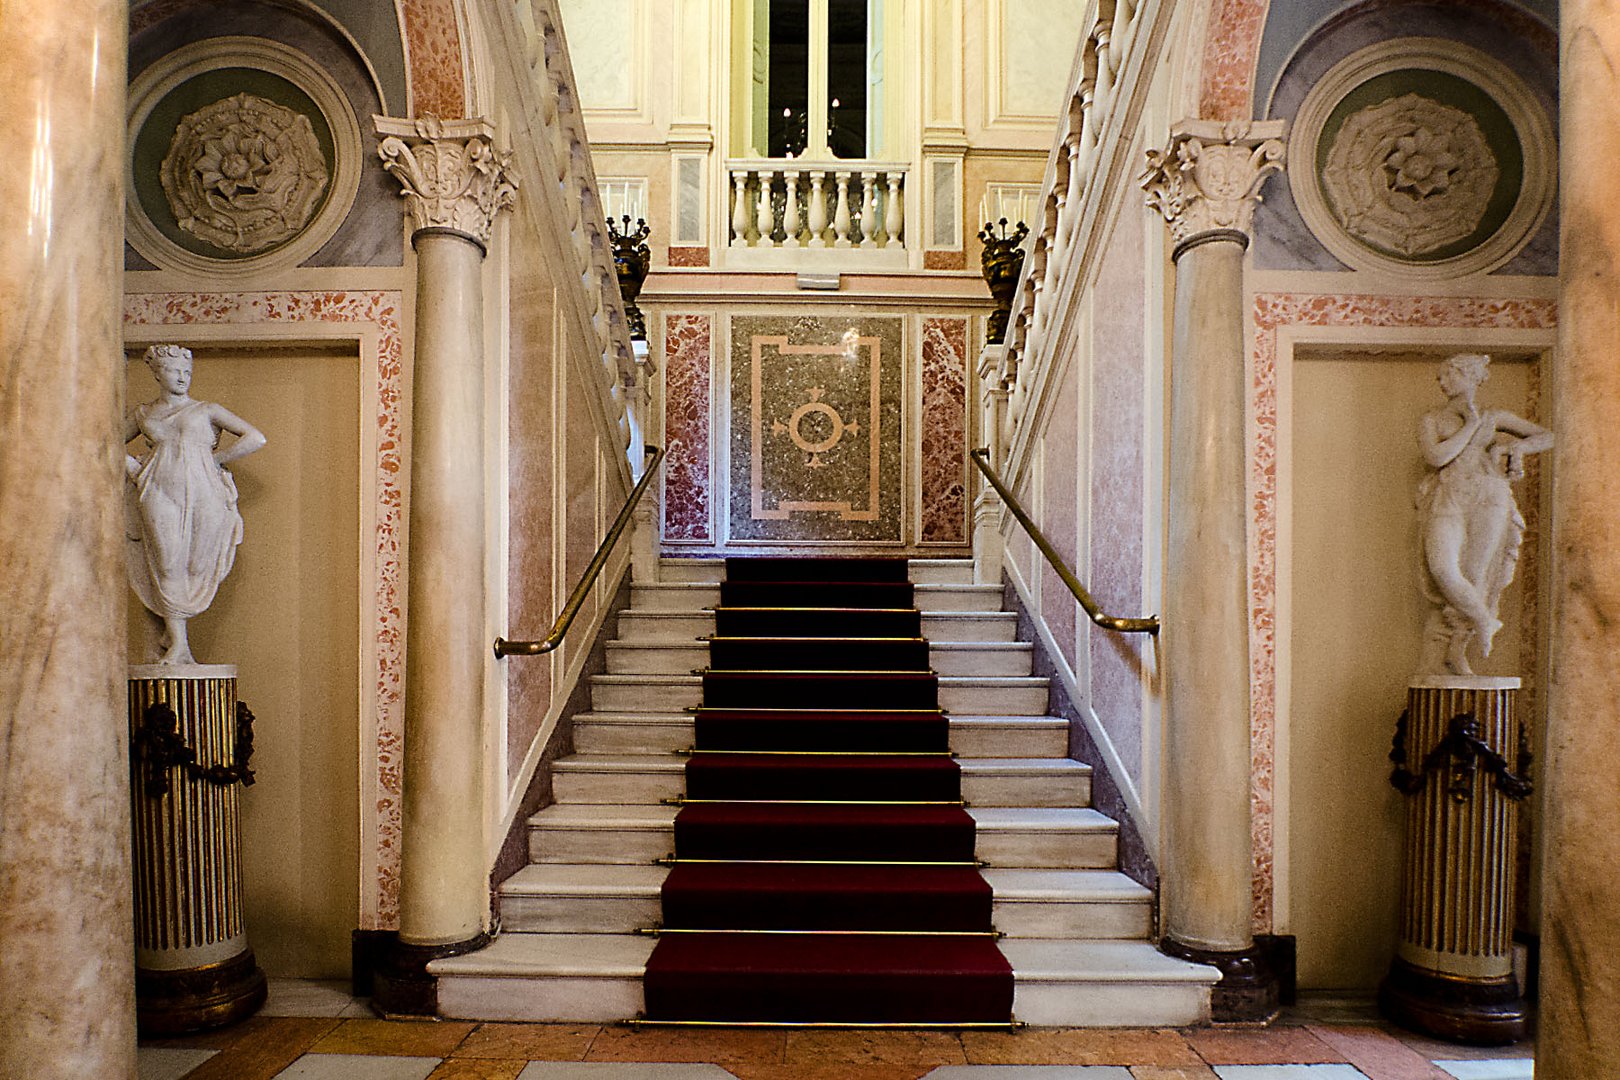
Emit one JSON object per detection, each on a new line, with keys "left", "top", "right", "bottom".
{"left": 375, "top": 114, "right": 518, "bottom": 249}
{"left": 1141, "top": 119, "right": 1287, "bottom": 248}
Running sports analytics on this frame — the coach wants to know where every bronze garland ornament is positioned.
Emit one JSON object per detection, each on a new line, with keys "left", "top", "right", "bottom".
{"left": 1388, "top": 709, "right": 1532, "bottom": 803}
{"left": 134, "top": 700, "right": 258, "bottom": 797}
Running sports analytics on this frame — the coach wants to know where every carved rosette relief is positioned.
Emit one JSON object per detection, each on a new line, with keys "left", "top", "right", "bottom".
{"left": 1142, "top": 119, "right": 1288, "bottom": 246}
{"left": 1323, "top": 94, "right": 1498, "bottom": 258}
{"left": 375, "top": 115, "right": 518, "bottom": 248}
{"left": 160, "top": 92, "right": 330, "bottom": 253}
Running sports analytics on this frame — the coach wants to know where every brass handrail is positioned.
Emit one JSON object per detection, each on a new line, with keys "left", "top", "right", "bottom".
{"left": 495, "top": 445, "right": 666, "bottom": 659}
{"left": 969, "top": 447, "right": 1159, "bottom": 635}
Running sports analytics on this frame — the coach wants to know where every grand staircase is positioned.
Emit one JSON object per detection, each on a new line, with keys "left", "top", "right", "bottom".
{"left": 431, "top": 556, "right": 1219, "bottom": 1025}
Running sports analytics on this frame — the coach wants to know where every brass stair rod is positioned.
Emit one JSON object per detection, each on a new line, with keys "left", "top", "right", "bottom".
{"left": 969, "top": 447, "right": 1159, "bottom": 635}
{"left": 495, "top": 445, "right": 666, "bottom": 658}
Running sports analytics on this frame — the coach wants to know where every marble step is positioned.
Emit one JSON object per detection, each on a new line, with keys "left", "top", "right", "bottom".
{"left": 630, "top": 583, "right": 722, "bottom": 612}
{"left": 587, "top": 673, "right": 1049, "bottom": 715}
{"left": 497, "top": 864, "right": 1150, "bottom": 939}
{"left": 912, "top": 584, "right": 1006, "bottom": 612}
{"left": 603, "top": 640, "right": 1034, "bottom": 677}
{"left": 549, "top": 753, "right": 1091, "bottom": 807}
{"left": 527, "top": 804, "right": 1118, "bottom": 869}
{"left": 655, "top": 559, "right": 723, "bottom": 583}
{"left": 615, "top": 609, "right": 1021, "bottom": 643}
{"left": 571, "top": 712, "right": 1070, "bottom": 758}
{"left": 430, "top": 934, "right": 1217, "bottom": 1026}
{"left": 649, "top": 558, "right": 976, "bottom": 586}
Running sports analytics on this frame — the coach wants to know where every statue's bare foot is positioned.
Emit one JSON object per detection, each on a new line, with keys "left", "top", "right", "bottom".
{"left": 1475, "top": 615, "right": 1503, "bottom": 658}
{"left": 1445, "top": 634, "right": 1475, "bottom": 676}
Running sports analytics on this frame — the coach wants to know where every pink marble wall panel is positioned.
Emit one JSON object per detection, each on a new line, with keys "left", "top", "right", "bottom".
{"left": 920, "top": 318, "right": 969, "bottom": 544}
{"left": 506, "top": 227, "right": 557, "bottom": 784}
{"left": 124, "top": 290, "right": 407, "bottom": 927}
{"left": 1199, "top": 0, "right": 1268, "bottom": 120}
{"left": 1247, "top": 292, "right": 1558, "bottom": 931}
{"left": 397, "top": 0, "right": 466, "bottom": 118}
{"left": 1087, "top": 207, "right": 1148, "bottom": 784}
{"left": 663, "top": 314, "right": 713, "bottom": 542}
{"left": 1041, "top": 375, "right": 1080, "bottom": 668}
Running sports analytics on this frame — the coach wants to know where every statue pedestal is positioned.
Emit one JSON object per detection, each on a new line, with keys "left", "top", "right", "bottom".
{"left": 1380, "top": 676, "right": 1531, "bottom": 1044}
{"left": 128, "top": 665, "right": 266, "bottom": 1034}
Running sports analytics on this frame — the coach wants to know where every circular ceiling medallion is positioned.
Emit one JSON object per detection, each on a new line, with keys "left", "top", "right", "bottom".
{"left": 127, "top": 37, "right": 362, "bottom": 280}
{"left": 1290, "top": 39, "right": 1554, "bottom": 278}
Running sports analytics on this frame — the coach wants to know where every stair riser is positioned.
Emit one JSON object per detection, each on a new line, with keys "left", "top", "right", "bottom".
{"left": 572, "top": 720, "right": 1070, "bottom": 758}
{"left": 941, "top": 685, "right": 1049, "bottom": 715}
{"left": 1012, "top": 981, "right": 1209, "bottom": 1027}
{"left": 498, "top": 892, "right": 1148, "bottom": 938}
{"left": 962, "top": 774, "right": 1091, "bottom": 808}
{"left": 631, "top": 586, "right": 722, "bottom": 611}
{"left": 553, "top": 770, "right": 682, "bottom": 804}
{"left": 618, "top": 613, "right": 713, "bottom": 640}
{"left": 908, "top": 561, "right": 975, "bottom": 585}
{"left": 606, "top": 645, "right": 707, "bottom": 675}
{"left": 978, "top": 831, "right": 1116, "bottom": 869}
{"left": 658, "top": 561, "right": 723, "bottom": 583}
{"left": 590, "top": 680, "right": 703, "bottom": 712}
{"left": 924, "top": 614, "right": 1018, "bottom": 641}
{"left": 952, "top": 727, "right": 1068, "bottom": 758}
{"left": 614, "top": 612, "right": 1020, "bottom": 643}
{"left": 438, "top": 975, "right": 644, "bottom": 1023}
{"left": 932, "top": 650, "right": 1033, "bottom": 677}
{"left": 913, "top": 588, "right": 1005, "bottom": 612}
{"left": 529, "top": 828, "right": 671, "bottom": 864}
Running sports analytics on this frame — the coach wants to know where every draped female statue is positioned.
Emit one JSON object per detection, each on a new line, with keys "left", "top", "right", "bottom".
{"left": 1416, "top": 353, "right": 1551, "bottom": 676}
{"left": 125, "top": 344, "right": 267, "bottom": 665}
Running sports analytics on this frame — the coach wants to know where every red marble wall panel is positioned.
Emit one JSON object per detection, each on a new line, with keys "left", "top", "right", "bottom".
{"left": 1199, "top": 0, "right": 1267, "bottom": 121}
{"left": 920, "top": 317, "right": 969, "bottom": 544}
{"left": 398, "top": 0, "right": 466, "bottom": 118}
{"left": 663, "top": 314, "right": 713, "bottom": 542}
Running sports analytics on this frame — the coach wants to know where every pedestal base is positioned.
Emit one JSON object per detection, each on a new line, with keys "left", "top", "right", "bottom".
{"left": 1160, "top": 937, "right": 1279, "bottom": 1023}
{"left": 1379, "top": 956, "right": 1529, "bottom": 1045}
{"left": 136, "top": 948, "right": 268, "bottom": 1035}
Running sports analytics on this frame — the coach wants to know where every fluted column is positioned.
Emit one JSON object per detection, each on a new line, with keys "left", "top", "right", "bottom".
{"left": 375, "top": 116, "right": 516, "bottom": 1002}
{"left": 0, "top": 2, "right": 135, "bottom": 1075}
{"left": 1541, "top": 5, "right": 1620, "bottom": 1073}
{"left": 1142, "top": 119, "right": 1285, "bottom": 1023}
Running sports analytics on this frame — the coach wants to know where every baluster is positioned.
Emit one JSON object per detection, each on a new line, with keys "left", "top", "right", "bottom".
{"left": 859, "top": 172, "right": 879, "bottom": 247}
{"left": 731, "top": 170, "right": 751, "bottom": 247}
{"left": 1093, "top": 26, "right": 1115, "bottom": 111}
{"left": 807, "top": 171, "right": 828, "bottom": 248}
{"left": 833, "top": 172, "right": 853, "bottom": 248}
{"left": 782, "top": 170, "right": 802, "bottom": 248}
{"left": 884, "top": 171, "right": 904, "bottom": 248}
{"left": 1077, "top": 87, "right": 1099, "bottom": 171}
{"left": 756, "top": 169, "right": 777, "bottom": 247}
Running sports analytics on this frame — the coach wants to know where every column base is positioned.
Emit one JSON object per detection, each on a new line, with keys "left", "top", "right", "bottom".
{"left": 136, "top": 948, "right": 267, "bottom": 1035}
{"left": 1379, "top": 956, "right": 1530, "bottom": 1045}
{"left": 1161, "top": 938, "right": 1280, "bottom": 1023}
{"left": 371, "top": 928, "right": 496, "bottom": 1017}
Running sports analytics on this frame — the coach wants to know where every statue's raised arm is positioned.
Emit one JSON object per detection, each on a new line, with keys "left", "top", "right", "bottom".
{"left": 1415, "top": 353, "right": 1550, "bottom": 676}
{"left": 125, "top": 344, "right": 267, "bottom": 665}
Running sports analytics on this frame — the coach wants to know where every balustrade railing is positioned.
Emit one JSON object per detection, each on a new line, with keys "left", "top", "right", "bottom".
{"left": 725, "top": 159, "right": 909, "bottom": 251}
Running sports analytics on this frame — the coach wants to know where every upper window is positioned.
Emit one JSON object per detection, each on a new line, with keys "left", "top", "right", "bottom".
{"left": 749, "top": 0, "right": 882, "bottom": 160}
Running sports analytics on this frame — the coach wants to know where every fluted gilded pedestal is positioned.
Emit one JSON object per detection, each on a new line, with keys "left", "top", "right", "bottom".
{"left": 1381, "top": 676, "right": 1531, "bottom": 1044}
{"left": 128, "top": 666, "right": 266, "bottom": 1034}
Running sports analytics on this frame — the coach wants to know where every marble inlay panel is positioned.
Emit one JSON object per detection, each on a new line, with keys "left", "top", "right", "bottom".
{"left": 729, "top": 315, "right": 904, "bottom": 543}
{"left": 124, "top": 290, "right": 406, "bottom": 926}
{"left": 1200, "top": 0, "right": 1268, "bottom": 120}
{"left": 920, "top": 318, "right": 969, "bottom": 544}
{"left": 1247, "top": 291, "right": 1558, "bottom": 931}
{"left": 399, "top": 0, "right": 466, "bottom": 118}
{"left": 662, "top": 314, "right": 713, "bottom": 542}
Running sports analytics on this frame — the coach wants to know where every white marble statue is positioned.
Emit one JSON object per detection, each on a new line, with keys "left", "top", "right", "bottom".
{"left": 125, "top": 345, "right": 267, "bottom": 665}
{"left": 1416, "top": 353, "right": 1551, "bottom": 677}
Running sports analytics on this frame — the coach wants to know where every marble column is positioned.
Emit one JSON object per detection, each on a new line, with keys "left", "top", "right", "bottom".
{"left": 1541, "top": 5, "right": 1620, "bottom": 1072}
{"left": 375, "top": 116, "right": 516, "bottom": 1008}
{"left": 0, "top": 2, "right": 135, "bottom": 1075}
{"left": 1142, "top": 119, "right": 1285, "bottom": 1022}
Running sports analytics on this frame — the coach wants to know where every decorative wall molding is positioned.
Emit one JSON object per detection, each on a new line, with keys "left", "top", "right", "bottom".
{"left": 375, "top": 115, "right": 518, "bottom": 248}
{"left": 1141, "top": 118, "right": 1287, "bottom": 247}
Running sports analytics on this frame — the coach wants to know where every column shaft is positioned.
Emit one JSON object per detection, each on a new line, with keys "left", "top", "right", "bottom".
{"left": 1161, "top": 235, "right": 1255, "bottom": 955}
{"left": 399, "top": 232, "right": 491, "bottom": 946}
{"left": 1540, "top": 3, "right": 1620, "bottom": 1071}
{"left": 0, "top": 1, "right": 135, "bottom": 1075}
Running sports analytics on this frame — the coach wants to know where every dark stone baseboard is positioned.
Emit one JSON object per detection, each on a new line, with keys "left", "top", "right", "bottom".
{"left": 1162, "top": 937, "right": 1281, "bottom": 1023}
{"left": 370, "top": 928, "right": 496, "bottom": 1018}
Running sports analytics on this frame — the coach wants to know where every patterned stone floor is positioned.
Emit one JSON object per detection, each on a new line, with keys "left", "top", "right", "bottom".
{"left": 135, "top": 982, "right": 1535, "bottom": 1080}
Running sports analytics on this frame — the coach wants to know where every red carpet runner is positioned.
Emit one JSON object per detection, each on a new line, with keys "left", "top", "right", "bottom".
{"left": 642, "top": 557, "right": 1014, "bottom": 1024}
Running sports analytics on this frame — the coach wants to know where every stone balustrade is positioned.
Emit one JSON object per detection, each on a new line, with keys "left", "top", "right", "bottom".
{"left": 725, "top": 159, "right": 909, "bottom": 255}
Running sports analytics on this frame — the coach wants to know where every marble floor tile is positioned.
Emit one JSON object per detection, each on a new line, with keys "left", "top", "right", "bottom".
{"left": 185, "top": 1017, "right": 345, "bottom": 1080}
{"left": 138, "top": 1047, "right": 219, "bottom": 1080}
{"left": 451, "top": 1023, "right": 599, "bottom": 1060}
{"left": 727, "top": 1064, "right": 933, "bottom": 1080}
{"left": 584, "top": 1025, "right": 786, "bottom": 1065}
{"left": 310, "top": 1018, "right": 479, "bottom": 1058}
{"left": 426, "top": 1060, "right": 528, "bottom": 1080}
{"left": 961, "top": 1029, "right": 1203, "bottom": 1067}
{"left": 783, "top": 1030, "right": 969, "bottom": 1067}
{"left": 1128, "top": 1068, "right": 1220, "bottom": 1079}
{"left": 922, "top": 1067, "right": 1135, "bottom": 1077}
{"left": 261, "top": 980, "right": 359, "bottom": 1018}
{"left": 1432, "top": 1063, "right": 1533, "bottom": 1080}
{"left": 1210, "top": 1068, "right": 1370, "bottom": 1080}
{"left": 1304, "top": 1025, "right": 1451, "bottom": 1080}
{"left": 1279, "top": 997, "right": 1380, "bottom": 1027}
{"left": 273, "top": 1053, "right": 441, "bottom": 1079}
{"left": 1184, "top": 1030, "right": 1345, "bottom": 1066}
{"left": 516, "top": 1065, "right": 740, "bottom": 1079}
